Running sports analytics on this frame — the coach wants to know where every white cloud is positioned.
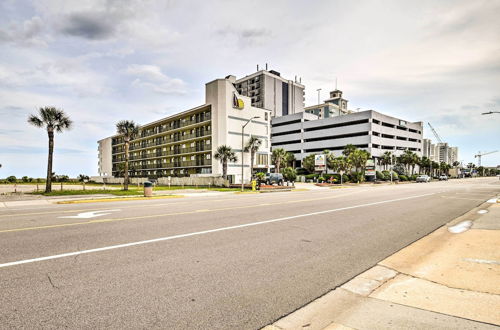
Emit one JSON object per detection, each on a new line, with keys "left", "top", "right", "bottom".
{"left": 126, "top": 64, "right": 187, "bottom": 95}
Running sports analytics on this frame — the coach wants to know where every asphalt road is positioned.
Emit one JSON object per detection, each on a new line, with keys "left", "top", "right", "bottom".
{"left": 0, "top": 178, "right": 498, "bottom": 329}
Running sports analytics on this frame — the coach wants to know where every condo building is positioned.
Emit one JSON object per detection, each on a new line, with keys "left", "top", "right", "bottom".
{"left": 304, "top": 89, "right": 353, "bottom": 119}
{"left": 98, "top": 75, "right": 271, "bottom": 184}
{"left": 235, "top": 68, "right": 305, "bottom": 117}
{"left": 422, "top": 139, "right": 459, "bottom": 165}
{"left": 271, "top": 109, "right": 423, "bottom": 167}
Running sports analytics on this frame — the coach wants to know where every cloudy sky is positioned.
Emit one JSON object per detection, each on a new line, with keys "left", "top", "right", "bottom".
{"left": 1, "top": 0, "right": 499, "bottom": 177}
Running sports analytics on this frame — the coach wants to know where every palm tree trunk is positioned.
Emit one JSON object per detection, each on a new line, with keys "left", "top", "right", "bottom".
{"left": 124, "top": 141, "right": 129, "bottom": 190}
{"left": 46, "top": 130, "right": 54, "bottom": 193}
{"left": 223, "top": 161, "right": 227, "bottom": 180}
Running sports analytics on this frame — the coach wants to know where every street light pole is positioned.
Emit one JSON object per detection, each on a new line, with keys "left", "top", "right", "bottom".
{"left": 241, "top": 116, "right": 260, "bottom": 192}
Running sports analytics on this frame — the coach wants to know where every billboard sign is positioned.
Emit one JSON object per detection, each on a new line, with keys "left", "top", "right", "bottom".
{"left": 365, "top": 158, "right": 376, "bottom": 176}
{"left": 315, "top": 154, "right": 326, "bottom": 172}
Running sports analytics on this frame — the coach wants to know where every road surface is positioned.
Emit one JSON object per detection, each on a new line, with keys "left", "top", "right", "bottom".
{"left": 0, "top": 178, "right": 498, "bottom": 329}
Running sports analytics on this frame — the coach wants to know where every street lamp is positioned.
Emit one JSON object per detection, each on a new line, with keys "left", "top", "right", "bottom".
{"left": 241, "top": 116, "right": 260, "bottom": 192}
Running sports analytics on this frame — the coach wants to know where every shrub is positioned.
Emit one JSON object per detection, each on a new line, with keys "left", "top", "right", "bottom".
{"left": 282, "top": 167, "right": 297, "bottom": 182}
{"left": 6, "top": 176, "right": 17, "bottom": 183}
{"left": 376, "top": 171, "right": 386, "bottom": 181}
{"left": 305, "top": 174, "right": 319, "bottom": 180}
{"left": 399, "top": 175, "right": 408, "bottom": 181}
{"left": 391, "top": 171, "right": 399, "bottom": 181}
{"left": 318, "top": 176, "right": 325, "bottom": 182}
{"left": 255, "top": 172, "right": 265, "bottom": 182}
{"left": 22, "top": 176, "right": 29, "bottom": 183}
{"left": 296, "top": 167, "right": 308, "bottom": 175}
{"left": 409, "top": 174, "right": 418, "bottom": 181}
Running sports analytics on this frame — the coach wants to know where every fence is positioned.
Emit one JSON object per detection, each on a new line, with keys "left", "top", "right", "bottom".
{"left": 90, "top": 176, "right": 228, "bottom": 187}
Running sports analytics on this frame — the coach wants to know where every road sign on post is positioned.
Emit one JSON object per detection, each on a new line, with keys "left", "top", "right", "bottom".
{"left": 315, "top": 154, "right": 326, "bottom": 172}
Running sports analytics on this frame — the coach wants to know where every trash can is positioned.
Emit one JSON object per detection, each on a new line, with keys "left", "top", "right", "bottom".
{"left": 143, "top": 181, "right": 153, "bottom": 197}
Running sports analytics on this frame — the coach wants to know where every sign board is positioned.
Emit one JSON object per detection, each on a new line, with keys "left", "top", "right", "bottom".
{"left": 315, "top": 154, "right": 326, "bottom": 172}
{"left": 365, "top": 159, "right": 376, "bottom": 176}
{"left": 232, "top": 94, "right": 244, "bottom": 109}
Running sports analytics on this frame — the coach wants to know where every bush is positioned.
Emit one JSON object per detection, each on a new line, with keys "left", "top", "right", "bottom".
{"left": 399, "top": 175, "right": 408, "bottom": 181}
{"left": 296, "top": 167, "right": 308, "bottom": 175}
{"left": 318, "top": 176, "right": 325, "bottom": 183}
{"left": 6, "top": 176, "right": 17, "bottom": 183}
{"left": 376, "top": 171, "right": 386, "bottom": 181}
{"left": 282, "top": 167, "right": 297, "bottom": 182}
{"left": 305, "top": 174, "right": 319, "bottom": 180}
{"left": 22, "top": 176, "right": 29, "bottom": 183}
{"left": 409, "top": 174, "right": 418, "bottom": 181}
{"left": 391, "top": 171, "right": 399, "bottom": 181}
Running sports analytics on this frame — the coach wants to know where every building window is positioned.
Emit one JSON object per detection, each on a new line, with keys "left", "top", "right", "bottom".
{"left": 206, "top": 140, "right": 210, "bottom": 145}
{"left": 191, "top": 156, "right": 195, "bottom": 160}
{"left": 206, "top": 154, "right": 211, "bottom": 159}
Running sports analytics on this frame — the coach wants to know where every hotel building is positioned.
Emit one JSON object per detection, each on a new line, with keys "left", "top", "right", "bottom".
{"left": 98, "top": 75, "right": 271, "bottom": 184}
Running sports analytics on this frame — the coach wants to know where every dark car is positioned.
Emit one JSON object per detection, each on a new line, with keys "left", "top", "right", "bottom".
{"left": 264, "top": 173, "right": 284, "bottom": 185}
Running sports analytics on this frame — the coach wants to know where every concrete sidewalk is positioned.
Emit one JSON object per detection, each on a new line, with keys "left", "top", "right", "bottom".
{"left": 264, "top": 197, "right": 500, "bottom": 330}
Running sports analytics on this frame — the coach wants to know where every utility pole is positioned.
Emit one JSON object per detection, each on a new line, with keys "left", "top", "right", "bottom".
{"left": 241, "top": 116, "right": 260, "bottom": 192}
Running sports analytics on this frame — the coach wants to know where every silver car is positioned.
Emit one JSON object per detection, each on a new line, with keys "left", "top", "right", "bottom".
{"left": 416, "top": 175, "right": 431, "bottom": 183}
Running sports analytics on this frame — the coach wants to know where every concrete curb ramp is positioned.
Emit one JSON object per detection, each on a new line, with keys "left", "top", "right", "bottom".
{"left": 263, "top": 197, "right": 500, "bottom": 329}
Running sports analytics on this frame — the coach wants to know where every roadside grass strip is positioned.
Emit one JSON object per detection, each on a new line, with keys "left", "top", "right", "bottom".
{"left": 57, "top": 195, "right": 183, "bottom": 204}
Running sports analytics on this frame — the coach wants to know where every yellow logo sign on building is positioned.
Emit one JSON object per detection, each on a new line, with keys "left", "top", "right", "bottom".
{"left": 233, "top": 94, "right": 244, "bottom": 109}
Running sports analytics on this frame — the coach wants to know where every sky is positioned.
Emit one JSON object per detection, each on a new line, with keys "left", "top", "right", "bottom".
{"left": 0, "top": 0, "right": 499, "bottom": 178}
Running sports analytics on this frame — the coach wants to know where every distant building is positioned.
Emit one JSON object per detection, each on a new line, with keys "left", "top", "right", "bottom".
{"left": 271, "top": 110, "right": 423, "bottom": 166}
{"left": 235, "top": 69, "right": 305, "bottom": 117}
{"left": 304, "top": 89, "right": 353, "bottom": 119}
{"left": 98, "top": 75, "right": 271, "bottom": 184}
{"left": 422, "top": 139, "right": 458, "bottom": 165}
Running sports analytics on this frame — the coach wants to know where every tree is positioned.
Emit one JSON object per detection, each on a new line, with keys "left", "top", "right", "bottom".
{"left": 6, "top": 175, "right": 17, "bottom": 183}
{"left": 244, "top": 136, "right": 262, "bottom": 177}
{"left": 28, "top": 107, "right": 72, "bottom": 193}
{"left": 348, "top": 149, "right": 371, "bottom": 183}
{"left": 116, "top": 120, "right": 139, "bottom": 191}
{"left": 342, "top": 144, "right": 357, "bottom": 157}
{"left": 381, "top": 151, "right": 393, "bottom": 171}
{"left": 214, "top": 145, "right": 237, "bottom": 180}
{"left": 78, "top": 174, "right": 90, "bottom": 182}
{"left": 272, "top": 148, "right": 288, "bottom": 173}
{"left": 282, "top": 167, "right": 297, "bottom": 182}
{"left": 302, "top": 154, "right": 316, "bottom": 173}
{"left": 22, "top": 176, "right": 29, "bottom": 183}
{"left": 285, "top": 152, "right": 296, "bottom": 168}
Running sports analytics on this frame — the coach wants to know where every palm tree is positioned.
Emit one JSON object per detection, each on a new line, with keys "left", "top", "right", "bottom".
{"left": 214, "top": 145, "right": 237, "bottom": 180}
{"left": 116, "top": 120, "right": 139, "bottom": 190}
{"left": 348, "top": 149, "right": 370, "bottom": 183}
{"left": 28, "top": 107, "right": 72, "bottom": 193}
{"left": 285, "top": 152, "right": 296, "bottom": 168}
{"left": 342, "top": 144, "right": 357, "bottom": 157}
{"left": 244, "top": 136, "right": 262, "bottom": 177}
{"left": 381, "top": 151, "right": 393, "bottom": 170}
{"left": 272, "top": 148, "right": 288, "bottom": 173}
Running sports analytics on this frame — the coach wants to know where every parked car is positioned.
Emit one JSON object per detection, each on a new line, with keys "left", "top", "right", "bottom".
{"left": 416, "top": 175, "right": 431, "bottom": 183}
{"left": 263, "top": 173, "right": 284, "bottom": 186}
{"left": 439, "top": 175, "right": 448, "bottom": 181}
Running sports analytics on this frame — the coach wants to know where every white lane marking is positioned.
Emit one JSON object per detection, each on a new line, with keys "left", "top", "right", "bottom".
{"left": 463, "top": 258, "right": 500, "bottom": 265}
{"left": 0, "top": 192, "right": 436, "bottom": 269}
{"left": 59, "top": 210, "right": 121, "bottom": 219}
{"left": 448, "top": 221, "right": 473, "bottom": 234}
{"left": 477, "top": 210, "right": 488, "bottom": 214}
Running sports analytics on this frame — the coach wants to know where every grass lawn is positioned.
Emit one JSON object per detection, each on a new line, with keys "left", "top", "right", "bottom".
{"left": 30, "top": 189, "right": 142, "bottom": 196}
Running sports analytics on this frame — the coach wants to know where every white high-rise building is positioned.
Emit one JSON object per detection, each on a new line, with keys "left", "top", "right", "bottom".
{"left": 235, "top": 68, "right": 305, "bottom": 118}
